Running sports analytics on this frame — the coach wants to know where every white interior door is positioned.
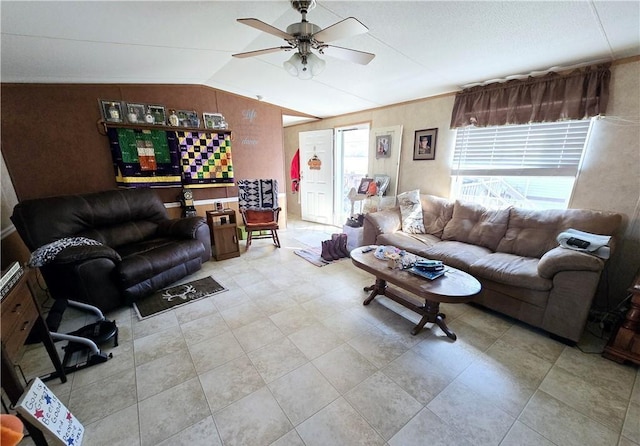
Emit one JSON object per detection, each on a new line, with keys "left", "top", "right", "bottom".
{"left": 300, "top": 129, "right": 334, "bottom": 224}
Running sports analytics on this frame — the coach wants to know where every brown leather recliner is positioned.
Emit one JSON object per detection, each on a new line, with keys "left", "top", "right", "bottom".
{"left": 11, "top": 188, "right": 211, "bottom": 313}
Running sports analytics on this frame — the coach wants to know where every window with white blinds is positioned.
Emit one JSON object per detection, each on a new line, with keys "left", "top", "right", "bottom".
{"left": 452, "top": 119, "right": 592, "bottom": 177}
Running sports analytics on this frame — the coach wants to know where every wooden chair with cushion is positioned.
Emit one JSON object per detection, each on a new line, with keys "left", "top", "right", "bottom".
{"left": 237, "top": 179, "right": 281, "bottom": 250}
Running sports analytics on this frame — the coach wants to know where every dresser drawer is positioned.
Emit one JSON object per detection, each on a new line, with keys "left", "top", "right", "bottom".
{"left": 1, "top": 280, "right": 38, "bottom": 361}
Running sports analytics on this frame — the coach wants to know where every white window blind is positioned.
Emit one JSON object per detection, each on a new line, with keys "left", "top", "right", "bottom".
{"left": 452, "top": 120, "right": 592, "bottom": 177}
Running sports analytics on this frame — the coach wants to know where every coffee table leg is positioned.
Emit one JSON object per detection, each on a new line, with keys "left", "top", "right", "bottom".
{"left": 412, "top": 301, "right": 457, "bottom": 340}
{"left": 363, "top": 278, "right": 386, "bottom": 305}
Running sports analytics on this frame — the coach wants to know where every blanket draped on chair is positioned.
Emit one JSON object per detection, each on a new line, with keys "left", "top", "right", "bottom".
{"left": 238, "top": 179, "right": 278, "bottom": 209}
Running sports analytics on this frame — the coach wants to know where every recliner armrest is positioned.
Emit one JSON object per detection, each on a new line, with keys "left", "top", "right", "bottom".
{"left": 52, "top": 245, "right": 122, "bottom": 264}
{"left": 157, "top": 217, "right": 207, "bottom": 239}
{"left": 538, "top": 246, "right": 604, "bottom": 279}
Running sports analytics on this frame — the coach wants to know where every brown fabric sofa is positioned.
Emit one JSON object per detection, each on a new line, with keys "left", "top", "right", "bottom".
{"left": 362, "top": 194, "right": 623, "bottom": 343}
{"left": 11, "top": 188, "right": 212, "bottom": 313}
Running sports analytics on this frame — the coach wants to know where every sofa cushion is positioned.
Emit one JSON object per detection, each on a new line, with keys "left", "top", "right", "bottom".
{"left": 496, "top": 207, "right": 621, "bottom": 259}
{"left": 420, "top": 195, "right": 454, "bottom": 238}
{"left": 441, "top": 201, "right": 510, "bottom": 251}
{"left": 470, "top": 252, "right": 552, "bottom": 291}
{"left": 424, "top": 240, "right": 492, "bottom": 272}
{"left": 397, "top": 190, "right": 425, "bottom": 234}
{"left": 377, "top": 232, "right": 440, "bottom": 258}
{"left": 117, "top": 238, "right": 205, "bottom": 288}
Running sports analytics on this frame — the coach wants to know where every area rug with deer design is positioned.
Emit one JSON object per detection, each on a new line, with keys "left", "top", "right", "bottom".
{"left": 133, "top": 275, "right": 227, "bottom": 320}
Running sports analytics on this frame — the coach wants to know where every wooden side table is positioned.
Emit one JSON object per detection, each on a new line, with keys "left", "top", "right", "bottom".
{"left": 602, "top": 272, "right": 640, "bottom": 366}
{"left": 1, "top": 267, "right": 67, "bottom": 445}
{"left": 206, "top": 209, "right": 241, "bottom": 260}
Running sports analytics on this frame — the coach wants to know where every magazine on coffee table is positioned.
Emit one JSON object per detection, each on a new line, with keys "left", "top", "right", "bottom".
{"left": 408, "top": 266, "right": 445, "bottom": 280}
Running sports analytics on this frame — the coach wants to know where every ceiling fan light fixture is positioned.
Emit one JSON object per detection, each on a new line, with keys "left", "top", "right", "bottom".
{"left": 307, "top": 52, "right": 326, "bottom": 75}
{"left": 283, "top": 53, "right": 303, "bottom": 76}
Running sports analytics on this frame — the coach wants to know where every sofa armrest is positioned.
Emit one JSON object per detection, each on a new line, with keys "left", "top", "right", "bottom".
{"left": 362, "top": 208, "right": 402, "bottom": 245}
{"left": 538, "top": 246, "right": 604, "bottom": 279}
{"left": 157, "top": 217, "right": 207, "bottom": 239}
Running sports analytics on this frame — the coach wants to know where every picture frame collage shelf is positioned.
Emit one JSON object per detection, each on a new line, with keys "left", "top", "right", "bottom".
{"left": 98, "top": 99, "right": 228, "bottom": 130}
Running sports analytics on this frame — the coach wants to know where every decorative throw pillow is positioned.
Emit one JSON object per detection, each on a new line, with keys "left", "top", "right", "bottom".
{"left": 397, "top": 189, "right": 425, "bottom": 234}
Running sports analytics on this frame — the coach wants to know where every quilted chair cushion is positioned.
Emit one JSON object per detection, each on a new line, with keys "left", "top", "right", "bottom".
{"left": 238, "top": 179, "right": 278, "bottom": 209}
{"left": 442, "top": 200, "right": 510, "bottom": 251}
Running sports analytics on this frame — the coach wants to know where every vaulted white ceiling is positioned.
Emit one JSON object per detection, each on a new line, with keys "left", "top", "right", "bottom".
{"left": 2, "top": 1, "right": 639, "bottom": 126}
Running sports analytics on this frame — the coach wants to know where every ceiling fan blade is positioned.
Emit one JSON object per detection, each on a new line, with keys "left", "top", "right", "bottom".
{"left": 313, "top": 17, "right": 368, "bottom": 43}
{"left": 237, "top": 18, "right": 293, "bottom": 40}
{"left": 232, "top": 47, "right": 291, "bottom": 58}
{"left": 321, "top": 45, "right": 375, "bottom": 65}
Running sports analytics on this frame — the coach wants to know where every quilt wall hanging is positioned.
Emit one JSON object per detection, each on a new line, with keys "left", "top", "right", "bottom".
{"left": 107, "top": 129, "right": 234, "bottom": 188}
{"left": 176, "top": 130, "right": 234, "bottom": 187}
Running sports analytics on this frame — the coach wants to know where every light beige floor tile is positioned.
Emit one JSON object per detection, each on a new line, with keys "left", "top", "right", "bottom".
{"left": 499, "top": 323, "right": 565, "bottom": 363}
{"left": 210, "top": 287, "right": 252, "bottom": 311}
{"left": 312, "top": 344, "right": 379, "bottom": 394}
{"left": 348, "top": 328, "right": 409, "bottom": 368}
{"left": 439, "top": 317, "right": 501, "bottom": 351}
{"left": 68, "top": 340, "right": 134, "bottom": 389}
{"left": 242, "top": 278, "right": 283, "bottom": 299}
{"left": 288, "top": 322, "right": 343, "bottom": 360}
{"left": 456, "top": 338, "right": 553, "bottom": 417}
{"left": 618, "top": 436, "right": 640, "bottom": 446}
{"left": 427, "top": 380, "right": 515, "bottom": 446}
{"left": 214, "top": 386, "right": 293, "bottom": 446}
{"left": 269, "top": 362, "right": 339, "bottom": 426}
{"left": 133, "top": 325, "right": 187, "bottom": 366}
{"left": 270, "top": 429, "right": 306, "bottom": 446}
{"left": 623, "top": 402, "right": 640, "bottom": 444}
{"left": 519, "top": 390, "right": 619, "bottom": 446}
{"left": 68, "top": 368, "right": 137, "bottom": 425}
{"left": 388, "top": 407, "right": 474, "bottom": 446}
{"left": 136, "top": 349, "right": 197, "bottom": 401}
{"left": 188, "top": 330, "right": 245, "bottom": 374}
{"left": 345, "top": 371, "right": 423, "bottom": 440}
{"left": 320, "top": 309, "right": 378, "bottom": 341}
{"left": 219, "top": 299, "right": 266, "bottom": 330}
{"left": 138, "top": 377, "right": 210, "bottom": 446}
{"left": 555, "top": 346, "right": 637, "bottom": 401}
{"left": 156, "top": 416, "right": 222, "bottom": 446}
{"left": 180, "top": 312, "right": 230, "bottom": 345}
{"left": 83, "top": 403, "right": 140, "bottom": 446}
{"left": 411, "top": 335, "right": 481, "bottom": 376}
{"left": 232, "top": 317, "right": 285, "bottom": 352}
{"left": 540, "top": 366, "right": 628, "bottom": 430}
{"left": 296, "top": 397, "right": 386, "bottom": 446}
{"left": 173, "top": 295, "right": 219, "bottom": 324}
{"left": 269, "top": 305, "right": 319, "bottom": 335}
{"left": 500, "top": 420, "right": 556, "bottom": 446}
{"left": 300, "top": 296, "right": 344, "bottom": 320}
{"left": 248, "top": 337, "right": 308, "bottom": 383}
{"left": 199, "top": 354, "right": 265, "bottom": 412}
{"left": 132, "top": 310, "right": 179, "bottom": 339}
{"left": 382, "top": 350, "right": 454, "bottom": 404}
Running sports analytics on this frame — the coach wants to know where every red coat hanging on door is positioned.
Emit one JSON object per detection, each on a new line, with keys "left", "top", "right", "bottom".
{"left": 290, "top": 149, "right": 300, "bottom": 192}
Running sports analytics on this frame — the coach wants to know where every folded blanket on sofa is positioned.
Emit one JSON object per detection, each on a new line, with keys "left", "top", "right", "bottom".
{"left": 557, "top": 228, "right": 611, "bottom": 259}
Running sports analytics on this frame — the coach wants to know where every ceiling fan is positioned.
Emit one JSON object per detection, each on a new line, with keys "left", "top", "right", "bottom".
{"left": 232, "top": 0, "right": 375, "bottom": 79}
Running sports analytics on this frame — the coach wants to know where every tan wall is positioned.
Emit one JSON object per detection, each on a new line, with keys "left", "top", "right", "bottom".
{"left": 284, "top": 59, "right": 640, "bottom": 306}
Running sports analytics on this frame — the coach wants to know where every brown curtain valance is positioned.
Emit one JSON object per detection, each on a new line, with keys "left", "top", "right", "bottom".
{"left": 450, "top": 63, "right": 611, "bottom": 128}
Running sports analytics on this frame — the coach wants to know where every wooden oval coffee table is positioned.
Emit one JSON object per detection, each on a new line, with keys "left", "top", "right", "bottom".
{"left": 351, "top": 248, "right": 481, "bottom": 340}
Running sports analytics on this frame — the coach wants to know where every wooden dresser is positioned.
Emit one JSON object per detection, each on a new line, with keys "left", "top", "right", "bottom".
{"left": 1, "top": 267, "right": 67, "bottom": 445}
{"left": 602, "top": 272, "right": 640, "bottom": 366}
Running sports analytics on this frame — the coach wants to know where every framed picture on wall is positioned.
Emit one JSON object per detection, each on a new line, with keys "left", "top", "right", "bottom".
{"left": 203, "top": 112, "right": 224, "bottom": 129}
{"left": 124, "top": 103, "right": 146, "bottom": 124}
{"left": 99, "top": 99, "right": 124, "bottom": 123}
{"left": 147, "top": 105, "right": 166, "bottom": 125}
{"left": 413, "top": 128, "right": 438, "bottom": 160}
{"left": 177, "top": 110, "right": 200, "bottom": 128}
{"left": 375, "top": 134, "right": 392, "bottom": 159}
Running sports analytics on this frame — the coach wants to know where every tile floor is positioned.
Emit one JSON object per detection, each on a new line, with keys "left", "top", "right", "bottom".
{"left": 11, "top": 219, "right": 640, "bottom": 446}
